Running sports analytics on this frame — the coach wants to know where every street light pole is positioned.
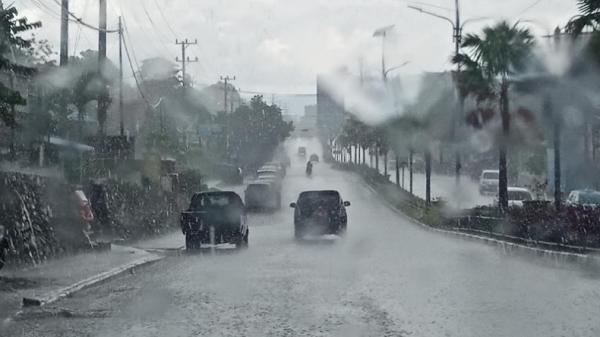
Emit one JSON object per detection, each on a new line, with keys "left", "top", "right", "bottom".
{"left": 373, "top": 25, "right": 396, "bottom": 83}
{"left": 373, "top": 25, "right": 395, "bottom": 175}
{"left": 408, "top": 1, "right": 491, "bottom": 185}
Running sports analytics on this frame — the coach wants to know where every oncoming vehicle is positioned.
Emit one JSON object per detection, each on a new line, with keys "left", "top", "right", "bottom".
{"left": 180, "top": 191, "right": 249, "bottom": 249}
{"left": 290, "top": 190, "right": 350, "bottom": 239}
{"left": 245, "top": 181, "right": 281, "bottom": 211}
{"left": 257, "top": 168, "right": 283, "bottom": 180}
{"left": 566, "top": 189, "right": 600, "bottom": 207}
{"left": 479, "top": 170, "right": 499, "bottom": 195}
{"left": 264, "top": 161, "right": 286, "bottom": 177}
{"left": 309, "top": 154, "right": 319, "bottom": 162}
{"left": 298, "top": 146, "right": 307, "bottom": 157}
{"left": 507, "top": 187, "right": 534, "bottom": 207}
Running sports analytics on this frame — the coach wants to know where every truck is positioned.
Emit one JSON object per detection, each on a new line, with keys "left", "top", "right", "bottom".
{"left": 180, "top": 191, "right": 249, "bottom": 249}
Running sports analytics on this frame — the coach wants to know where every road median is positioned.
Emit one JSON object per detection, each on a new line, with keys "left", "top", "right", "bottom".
{"left": 334, "top": 162, "right": 600, "bottom": 266}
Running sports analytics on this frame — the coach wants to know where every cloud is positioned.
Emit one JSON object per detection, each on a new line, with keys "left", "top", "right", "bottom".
{"left": 13, "top": 0, "right": 579, "bottom": 94}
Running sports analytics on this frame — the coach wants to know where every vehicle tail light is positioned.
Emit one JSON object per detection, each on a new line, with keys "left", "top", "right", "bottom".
{"left": 79, "top": 201, "right": 94, "bottom": 222}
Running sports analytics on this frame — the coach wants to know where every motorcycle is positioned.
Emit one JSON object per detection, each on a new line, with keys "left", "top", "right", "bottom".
{"left": 306, "top": 162, "right": 313, "bottom": 177}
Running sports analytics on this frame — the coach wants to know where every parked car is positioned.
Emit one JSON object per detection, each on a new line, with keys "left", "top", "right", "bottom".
{"left": 506, "top": 187, "right": 534, "bottom": 207}
{"left": 566, "top": 189, "right": 600, "bottom": 207}
{"left": 479, "top": 169, "right": 499, "bottom": 195}
{"left": 309, "top": 154, "right": 319, "bottom": 162}
{"left": 245, "top": 182, "right": 281, "bottom": 211}
{"left": 290, "top": 190, "right": 350, "bottom": 239}
{"left": 180, "top": 191, "right": 249, "bottom": 249}
{"left": 298, "top": 147, "right": 307, "bottom": 157}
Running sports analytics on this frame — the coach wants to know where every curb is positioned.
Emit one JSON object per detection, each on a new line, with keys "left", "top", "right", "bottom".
{"left": 360, "top": 177, "right": 600, "bottom": 266}
{"left": 19, "top": 251, "right": 163, "bottom": 309}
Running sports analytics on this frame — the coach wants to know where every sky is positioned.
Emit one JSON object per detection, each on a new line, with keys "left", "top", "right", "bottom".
{"left": 13, "top": 0, "right": 580, "bottom": 97}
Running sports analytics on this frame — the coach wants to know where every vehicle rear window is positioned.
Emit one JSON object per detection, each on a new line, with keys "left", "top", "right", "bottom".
{"left": 190, "top": 193, "right": 240, "bottom": 209}
{"left": 298, "top": 191, "right": 340, "bottom": 210}
{"left": 483, "top": 172, "right": 499, "bottom": 179}
{"left": 508, "top": 191, "right": 532, "bottom": 201}
{"left": 579, "top": 193, "right": 600, "bottom": 205}
{"left": 247, "top": 185, "right": 269, "bottom": 193}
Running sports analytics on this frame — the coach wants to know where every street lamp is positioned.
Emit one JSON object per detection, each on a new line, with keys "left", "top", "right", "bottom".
{"left": 384, "top": 60, "right": 411, "bottom": 79}
{"left": 408, "top": 1, "right": 492, "bottom": 184}
{"left": 373, "top": 25, "right": 396, "bottom": 83}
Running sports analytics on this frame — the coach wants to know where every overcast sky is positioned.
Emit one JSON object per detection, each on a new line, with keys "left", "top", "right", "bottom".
{"left": 14, "top": 0, "right": 579, "bottom": 95}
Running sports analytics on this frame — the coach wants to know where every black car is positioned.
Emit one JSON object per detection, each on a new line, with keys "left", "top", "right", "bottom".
{"left": 180, "top": 191, "right": 249, "bottom": 249}
{"left": 290, "top": 190, "right": 350, "bottom": 239}
{"left": 245, "top": 182, "right": 281, "bottom": 211}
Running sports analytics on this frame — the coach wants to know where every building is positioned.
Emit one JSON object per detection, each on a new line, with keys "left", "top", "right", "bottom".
{"left": 317, "top": 72, "right": 347, "bottom": 142}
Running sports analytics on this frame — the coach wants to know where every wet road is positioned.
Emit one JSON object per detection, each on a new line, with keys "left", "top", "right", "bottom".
{"left": 3, "top": 144, "right": 600, "bottom": 337}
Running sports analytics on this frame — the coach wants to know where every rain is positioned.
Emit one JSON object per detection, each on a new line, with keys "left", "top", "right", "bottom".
{"left": 1, "top": 1, "right": 600, "bottom": 336}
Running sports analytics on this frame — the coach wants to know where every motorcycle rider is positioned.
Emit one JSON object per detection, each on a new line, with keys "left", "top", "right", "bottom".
{"left": 0, "top": 225, "right": 8, "bottom": 270}
{"left": 306, "top": 160, "right": 313, "bottom": 177}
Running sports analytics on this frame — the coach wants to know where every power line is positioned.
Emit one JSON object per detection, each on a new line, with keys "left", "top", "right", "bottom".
{"left": 139, "top": 0, "right": 176, "bottom": 56}
{"left": 50, "top": 0, "right": 119, "bottom": 33}
{"left": 121, "top": 24, "right": 157, "bottom": 110}
{"left": 518, "top": 0, "right": 545, "bottom": 16}
{"left": 119, "top": 1, "right": 171, "bottom": 61}
{"left": 28, "top": 0, "right": 61, "bottom": 19}
{"left": 121, "top": 17, "right": 143, "bottom": 80}
{"left": 72, "top": 0, "right": 91, "bottom": 55}
{"left": 153, "top": 0, "right": 177, "bottom": 38}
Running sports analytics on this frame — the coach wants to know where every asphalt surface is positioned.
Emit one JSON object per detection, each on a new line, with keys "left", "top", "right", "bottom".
{"left": 2, "top": 141, "right": 600, "bottom": 337}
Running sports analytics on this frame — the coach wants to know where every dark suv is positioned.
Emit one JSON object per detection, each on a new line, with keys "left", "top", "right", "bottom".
{"left": 180, "top": 192, "right": 249, "bottom": 249}
{"left": 290, "top": 190, "right": 350, "bottom": 239}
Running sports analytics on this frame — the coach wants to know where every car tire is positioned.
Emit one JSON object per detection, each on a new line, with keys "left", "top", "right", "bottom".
{"left": 185, "top": 233, "right": 200, "bottom": 250}
{"left": 236, "top": 230, "right": 249, "bottom": 249}
{"left": 294, "top": 226, "right": 303, "bottom": 240}
{"left": 0, "top": 249, "right": 6, "bottom": 271}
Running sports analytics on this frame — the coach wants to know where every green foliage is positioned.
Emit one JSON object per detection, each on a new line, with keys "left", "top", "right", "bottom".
{"left": 566, "top": 0, "right": 600, "bottom": 34}
{"left": 459, "top": 21, "right": 535, "bottom": 82}
{"left": 0, "top": 4, "right": 41, "bottom": 127}
{"left": 227, "top": 95, "right": 293, "bottom": 168}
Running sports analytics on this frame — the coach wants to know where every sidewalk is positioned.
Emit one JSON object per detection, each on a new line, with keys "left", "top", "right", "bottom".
{"left": 0, "top": 245, "right": 160, "bottom": 322}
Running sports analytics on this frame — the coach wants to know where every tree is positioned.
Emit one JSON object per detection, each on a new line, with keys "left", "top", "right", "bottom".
{"left": 0, "top": 3, "right": 41, "bottom": 128}
{"left": 227, "top": 96, "right": 293, "bottom": 169}
{"left": 456, "top": 21, "right": 535, "bottom": 210}
{"left": 565, "top": 0, "right": 600, "bottom": 35}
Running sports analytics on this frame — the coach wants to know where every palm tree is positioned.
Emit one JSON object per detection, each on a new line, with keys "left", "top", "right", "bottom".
{"left": 566, "top": 0, "right": 600, "bottom": 35}
{"left": 456, "top": 21, "right": 535, "bottom": 210}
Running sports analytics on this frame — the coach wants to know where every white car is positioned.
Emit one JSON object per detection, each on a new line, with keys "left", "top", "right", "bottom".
{"left": 566, "top": 189, "right": 600, "bottom": 207}
{"left": 479, "top": 170, "right": 499, "bottom": 195}
{"left": 507, "top": 187, "right": 534, "bottom": 207}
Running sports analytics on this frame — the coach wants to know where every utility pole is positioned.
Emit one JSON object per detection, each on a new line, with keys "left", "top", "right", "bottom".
{"left": 176, "top": 39, "right": 198, "bottom": 96}
{"left": 409, "top": 1, "right": 491, "bottom": 185}
{"left": 97, "top": 0, "right": 108, "bottom": 135}
{"left": 119, "top": 16, "right": 124, "bottom": 136}
{"left": 220, "top": 75, "right": 236, "bottom": 113}
{"left": 60, "top": 0, "right": 69, "bottom": 66}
